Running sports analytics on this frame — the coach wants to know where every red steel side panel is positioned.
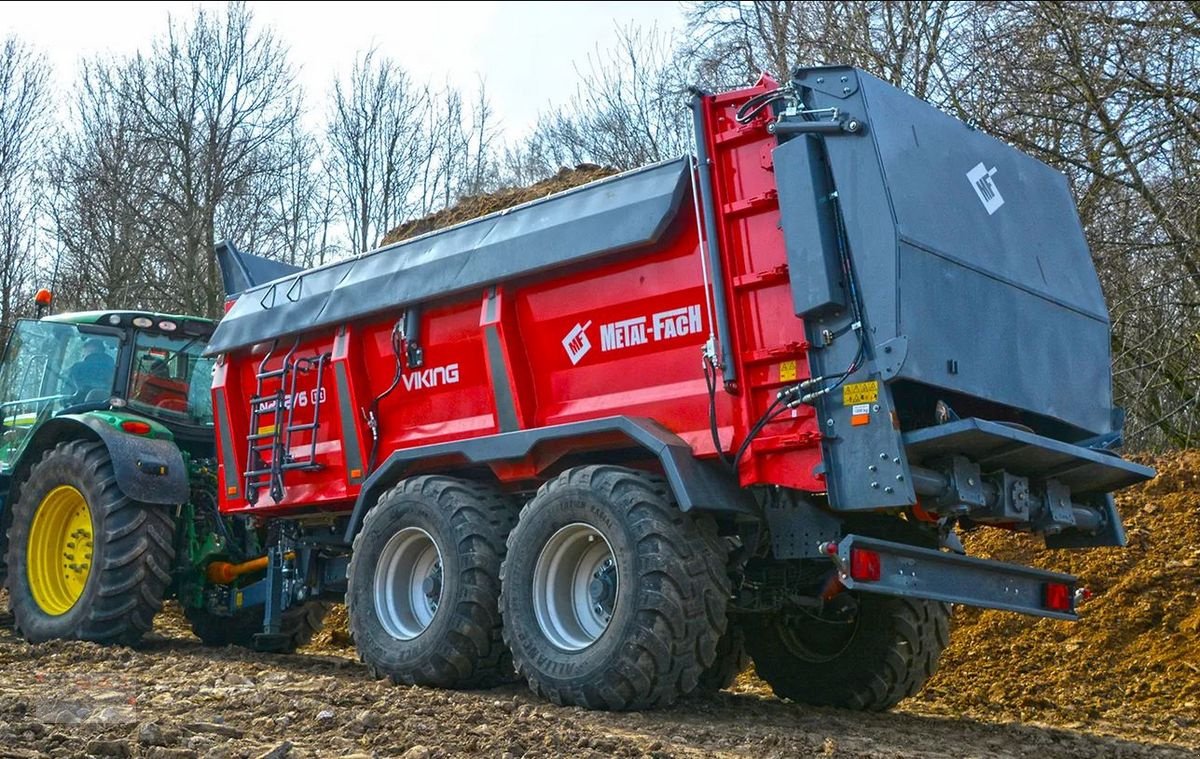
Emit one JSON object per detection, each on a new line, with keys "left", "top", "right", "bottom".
{"left": 215, "top": 80, "right": 826, "bottom": 516}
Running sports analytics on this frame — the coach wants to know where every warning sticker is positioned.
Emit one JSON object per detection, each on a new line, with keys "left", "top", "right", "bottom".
{"left": 842, "top": 381, "right": 879, "bottom": 406}
{"left": 852, "top": 403, "right": 870, "bottom": 416}
{"left": 779, "top": 360, "right": 798, "bottom": 382}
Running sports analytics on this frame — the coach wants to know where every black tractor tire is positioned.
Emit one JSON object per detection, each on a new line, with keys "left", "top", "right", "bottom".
{"left": 697, "top": 621, "right": 748, "bottom": 692}
{"left": 4, "top": 440, "right": 175, "bottom": 646}
{"left": 500, "top": 465, "right": 730, "bottom": 711}
{"left": 347, "top": 476, "right": 517, "bottom": 688}
{"left": 184, "top": 600, "right": 331, "bottom": 653}
{"left": 744, "top": 595, "right": 950, "bottom": 711}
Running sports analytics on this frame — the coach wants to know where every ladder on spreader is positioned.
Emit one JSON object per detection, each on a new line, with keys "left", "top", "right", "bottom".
{"left": 244, "top": 338, "right": 331, "bottom": 504}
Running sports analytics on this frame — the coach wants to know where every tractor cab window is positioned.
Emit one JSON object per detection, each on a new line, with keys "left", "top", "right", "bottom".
{"left": 127, "top": 331, "right": 215, "bottom": 427}
{"left": 0, "top": 321, "right": 120, "bottom": 468}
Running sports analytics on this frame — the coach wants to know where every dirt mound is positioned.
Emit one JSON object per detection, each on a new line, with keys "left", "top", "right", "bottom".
{"left": 380, "top": 164, "right": 618, "bottom": 246}
{"left": 910, "top": 450, "right": 1200, "bottom": 740}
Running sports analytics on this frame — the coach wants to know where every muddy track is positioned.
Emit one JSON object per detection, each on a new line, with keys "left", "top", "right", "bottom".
{"left": 0, "top": 609, "right": 1192, "bottom": 759}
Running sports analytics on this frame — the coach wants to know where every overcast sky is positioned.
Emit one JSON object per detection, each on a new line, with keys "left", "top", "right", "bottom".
{"left": 0, "top": 0, "right": 686, "bottom": 137}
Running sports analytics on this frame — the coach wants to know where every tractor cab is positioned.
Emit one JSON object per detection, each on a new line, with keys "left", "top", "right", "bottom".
{"left": 0, "top": 308, "right": 217, "bottom": 470}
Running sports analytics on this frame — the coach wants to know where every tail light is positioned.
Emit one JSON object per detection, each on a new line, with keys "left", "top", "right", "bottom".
{"left": 1042, "top": 581, "right": 1073, "bottom": 612}
{"left": 850, "top": 547, "right": 882, "bottom": 582}
{"left": 120, "top": 420, "right": 152, "bottom": 435}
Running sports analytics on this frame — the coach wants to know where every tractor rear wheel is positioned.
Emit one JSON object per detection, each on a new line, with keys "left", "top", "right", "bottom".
{"left": 4, "top": 440, "right": 175, "bottom": 646}
{"left": 743, "top": 595, "right": 950, "bottom": 710}
{"left": 184, "top": 600, "right": 331, "bottom": 653}
{"left": 500, "top": 466, "right": 730, "bottom": 710}
{"left": 347, "top": 476, "right": 517, "bottom": 688}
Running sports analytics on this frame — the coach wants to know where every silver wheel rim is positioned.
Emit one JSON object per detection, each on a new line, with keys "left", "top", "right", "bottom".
{"left": 374, "top": 527, "right": 443, "bottom": 640}
{"left": 533, "top": 522, "right": 618, "bottom": 651}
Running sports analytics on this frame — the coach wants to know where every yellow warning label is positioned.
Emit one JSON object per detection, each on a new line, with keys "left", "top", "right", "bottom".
{"left": 257, "top": 424, "right": 276, "bottom": 437}
{"left": 842, "top": 380, "right": 879, "bottom": 406}
{"left": 779, "top": 360, "right": 798, "bottom": 382}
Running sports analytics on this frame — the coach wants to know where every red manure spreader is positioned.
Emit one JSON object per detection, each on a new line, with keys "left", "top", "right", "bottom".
{"left": 204, "top": 66, "right": 1153, "bottom": 710}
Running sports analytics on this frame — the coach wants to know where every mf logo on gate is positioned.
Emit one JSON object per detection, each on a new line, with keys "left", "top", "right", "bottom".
{"left": 562, "top": 321, "right": 593, "bottom": 365}
{"left": 967, "top": 162, "right": 1004, "bottom": 215}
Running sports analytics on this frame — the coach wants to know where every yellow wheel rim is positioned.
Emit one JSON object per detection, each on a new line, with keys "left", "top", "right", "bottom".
{"left": 26, "top": 485, "right": 94, "bottom": 615}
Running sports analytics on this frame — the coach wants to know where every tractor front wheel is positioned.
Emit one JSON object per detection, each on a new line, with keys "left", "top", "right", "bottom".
{"left": 4, "top": 440, "right": 175, "bottom": 645}
{"left": 185, "top": 600, "right": 331, "bottom": 653}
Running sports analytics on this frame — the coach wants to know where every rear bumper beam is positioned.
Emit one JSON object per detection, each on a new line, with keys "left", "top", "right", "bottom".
{"left": 831, "top": 534, "right": 1080, "bottom": 620}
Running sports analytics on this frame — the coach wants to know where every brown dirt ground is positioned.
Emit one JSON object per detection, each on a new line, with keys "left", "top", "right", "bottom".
{"left": 1, "top": 451, "right": 1197, "bottom": 757}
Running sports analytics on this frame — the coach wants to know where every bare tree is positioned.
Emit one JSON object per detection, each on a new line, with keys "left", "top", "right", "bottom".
{"left": 505, "top": 25, "right": 692, "bottom": 179}
{"left": 51, "top": 1, "right": 304, "bottom": 317}
{"left": 0, "top": 37, "right": 51, "bottom": 334}
{"left": 327, "top": 49, "right": 430, "bottom": 253}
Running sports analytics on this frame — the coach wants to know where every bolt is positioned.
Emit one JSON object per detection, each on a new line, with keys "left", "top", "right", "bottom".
{"left": 968, "top": 478, "right": 976, "bottom": 487}
{"left": 873, "top": 405, "right": 880, "bottom": 413}
{"left": 603, "top": 558, "right": 613, "bottom": 569}
{"left": 880, "top": 453, "right": 888, "bottom": 460}
{"left": 593, "top": 603, "right": 604, "bottom": 616}
{"left": 868, "top": 465, "right": 877, "bottom": 472}
{"left": 843, "top": 87, "right": 851, "bottom": 94}
{"left": 816, "top": 77, "right": 825, "bottom": 84}
{"left": 840, "top": 76, "right": 849, "bottom": 83}
{"left": 587, "top": 534, "right": 595, "bottom": 543}
{"left": 67, "top": 542, "right": 75, "bottom": 549}
{"left": 826, "top": 419, "right": 834, "bottom": 427}
{"left": 884, "top": 487, "right": 894, "bottom": 494}
{"left": 896, "top": 474, "right": 905, "bottom": 482}
{"left": 870, "top": 482, "right": 880, "bottom": 489}
{"left": 893, "top": 457, "right": 900, "bottom": 465}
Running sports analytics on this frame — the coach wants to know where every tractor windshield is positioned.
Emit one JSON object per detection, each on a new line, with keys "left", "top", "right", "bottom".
{"left": 0, "top": 321, "right": 121, "bottom": 468}
{"left": 127, "top": 331, "right": 215, "bottom": 427}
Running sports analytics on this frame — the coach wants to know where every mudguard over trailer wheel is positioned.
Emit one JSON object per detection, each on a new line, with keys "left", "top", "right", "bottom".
{"left": 185, "top": 601, "right": 331, "bottom": 653}
{"left": 4, "top": 440, "right": 175, "bottom": 645}
{"left": 744, "top": 595, "right": 950, "bottom": 710}
{"left": 347, "top": 476, "right": 517, "bottom": 688}
{"left": 500, "top": 466, "right": 730, "bottom": 710}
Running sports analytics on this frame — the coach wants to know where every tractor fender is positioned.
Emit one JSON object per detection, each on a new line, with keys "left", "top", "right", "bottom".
{"left": 11, "top": 415, "right": 189, "bottom": 506}
{"left": 343, "top": 415, "right": 758, "bottom": 544}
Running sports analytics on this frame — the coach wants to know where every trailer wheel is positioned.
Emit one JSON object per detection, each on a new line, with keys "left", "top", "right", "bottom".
{"left": 4, "top": 440, "right": 175, "bottom": 646}
{"left": 184, "top": 601, "right": 331, "bottom": 653}
{"left": 697, "top": 621, "right": 748, "bottom": 692}
{"left": 347, "top": 476, "right": 517, "bottom": 688}
{"left": 500, "top": 466, "right": 730, "bottom": 710}
{"left": 744, "top": 595, "right": 950, "bottom": 710}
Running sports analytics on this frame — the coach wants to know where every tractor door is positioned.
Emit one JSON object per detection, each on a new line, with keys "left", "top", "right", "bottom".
{"left": 0, "top": 321, "right": 121, "bottom": 472}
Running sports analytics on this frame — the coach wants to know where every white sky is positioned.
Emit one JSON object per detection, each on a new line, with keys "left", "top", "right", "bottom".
{"left": 0, "top": 0, "right": 686, "bottom": 138}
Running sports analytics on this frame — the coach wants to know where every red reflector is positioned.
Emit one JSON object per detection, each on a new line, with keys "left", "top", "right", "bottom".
{"left": 120, "top": 420, "right": 152, "bottom": 435}
{"left": 1043, "top": 582, "right": 1072, "bottom": 612}
{"left": 850, "top": 548, "right": 881, "bottom": 582}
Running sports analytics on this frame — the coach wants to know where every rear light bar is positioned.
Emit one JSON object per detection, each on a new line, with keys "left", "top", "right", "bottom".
{"left": 825, "top": 534, "right": 1082, "bottom": 621}
{"left": 849, "top": 547, "right": 881, "bottom": 582}
{"left": 1042, "top": 581, "right": 1073, "bottom": 612}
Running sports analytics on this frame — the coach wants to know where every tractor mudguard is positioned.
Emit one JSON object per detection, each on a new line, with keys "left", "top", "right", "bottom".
{"left": 343, "top": 416, "right": 757, "bottom": 544}
{"left": 13, "top": 415, "right": 189, "bottom": 506}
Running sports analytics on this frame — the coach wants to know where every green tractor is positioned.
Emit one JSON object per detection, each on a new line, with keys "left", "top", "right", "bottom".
{"left": 0, "top": 272, "right": 327, "bottom": 650}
